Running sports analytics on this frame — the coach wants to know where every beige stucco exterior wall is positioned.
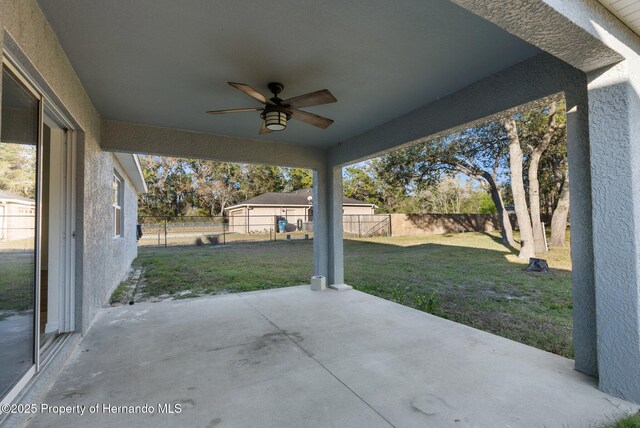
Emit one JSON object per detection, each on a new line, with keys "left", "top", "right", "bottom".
{"left": 228, "top": 206, "right": 310, "bottom": 233}
{"left": 343, "top": 205, "right": 375, "bottom": 215}
{"left": 227, "top": 204, "right": 373, "bottom": 233}
{"left": 0, "top": 0, "right": 139, "bottom": 333}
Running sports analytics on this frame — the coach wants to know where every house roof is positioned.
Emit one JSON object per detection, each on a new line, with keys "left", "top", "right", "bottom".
{"left": 114, "top": 153, "right": 147, "bottom": 194}
{"left": 0, "top": 189, "right": 35, "bottom": 204}
{"left": 225, "top": 189, "right": 374, "bottom": 211}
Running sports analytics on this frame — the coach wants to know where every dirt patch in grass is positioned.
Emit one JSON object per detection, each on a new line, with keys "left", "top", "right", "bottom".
{"left": 109, "top": 267, "right": 143, "bottom": 305}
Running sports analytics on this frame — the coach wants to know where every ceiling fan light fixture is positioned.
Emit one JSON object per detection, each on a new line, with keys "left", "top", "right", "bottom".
{"left": 264, "top": 110, "right": 288, "bottom": 131}
{"left": 208, "top": 82, "right": 336, "bottom": 134}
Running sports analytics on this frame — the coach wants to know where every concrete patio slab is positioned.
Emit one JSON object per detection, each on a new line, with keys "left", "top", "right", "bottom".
{"left": 25, "top": 286, "right": 638, "bottom": 427}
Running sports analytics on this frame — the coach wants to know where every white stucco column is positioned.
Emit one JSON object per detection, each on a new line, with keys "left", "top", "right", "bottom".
{"left": 564, "top": 82, "right": 598, "bottom": 377}
{"left": 313, "top": 164, "right": 348, "bottom": 289}
{"left": 587, "top": 57, "right": 640, "bottom": 403}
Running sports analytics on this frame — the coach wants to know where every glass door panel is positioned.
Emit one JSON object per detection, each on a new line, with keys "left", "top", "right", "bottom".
{"left": 0, "top": 64, "right": 39, "bottom": 399}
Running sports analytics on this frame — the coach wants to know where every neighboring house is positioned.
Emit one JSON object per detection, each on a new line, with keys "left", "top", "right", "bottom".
{"left": 224, "top": 189, "right": 375, "bottom": 233}
{"left": 0, "top": 190, "right": 35, "bottom": 241}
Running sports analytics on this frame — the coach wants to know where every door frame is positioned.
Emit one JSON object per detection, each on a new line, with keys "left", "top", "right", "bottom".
{"left": 0, "top": 53, "right": 77, "bottom": 406}
{"left": 0, "top": 56, "right": 43, "bottom": 405}
{"left": 42, "top": 119, "right": 77, "bottom": 336}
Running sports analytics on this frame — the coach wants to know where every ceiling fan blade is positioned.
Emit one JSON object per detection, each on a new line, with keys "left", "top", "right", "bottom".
{"left": 228, "top": 82, "right": 275, "bottom": 105}
{"left": 207, "top": 107, "right": 262, "bottom": 115}
{"left": 290, "top": 108, "right": 334, "bottom": 129}
{"left": 284, "top": 89, "right": 337, "bottom": 109}
{"left": 259, "top": 122, "right": 271, "bottom": 134}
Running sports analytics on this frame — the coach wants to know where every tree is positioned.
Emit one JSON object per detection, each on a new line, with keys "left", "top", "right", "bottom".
{"left": 138, "top": 156, "right": 195, "bottom": 218}
{"left": 284, "top": 168, "right": 313, "bottom": 191}
{"left": 238, "top": 165, "right": 285, "bottom": 199}
{"left": 368, "top": 159, "right": 416, "bottom": 213}
{"left": 343, "top": 165, "right": 382, "bottom": 206}
{"left": 0, "top": 143, "right": 37, "bottom": 198}
{"left": 376, "top": 122, "right": 516, "bottom": 246}
{"left": 478, "top": 192, "right": 498, "bottom": 214}
{"left": 549, "top": 173, "right": 570, "bottom": 247}
{"left": 409, "top": 177, "right": 491, "bottom": 214}
{"left": 540, "top": 129, "right": 570, "bottom": 247}
{"left": 518, "top": 101, "right": 566, "bottom": 253}
{"left": 504, "top": 117, "right": 536, "bottom": 260}
{"left": 139, "top": 156, "right": 173, "bottom": 217}
{"left": 138, "top": 158, "right": 312, "bottom": 218}
{"left": 191, "top": 161, "right": 242, "bottom": 215}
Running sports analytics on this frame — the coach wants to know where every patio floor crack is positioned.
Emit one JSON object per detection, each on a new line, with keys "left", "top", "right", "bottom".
{"left": 242, "top": 297, "right": 397, "bottom": 428}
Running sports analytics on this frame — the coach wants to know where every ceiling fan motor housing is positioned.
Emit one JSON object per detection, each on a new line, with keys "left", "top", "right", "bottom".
{"left": 260, "top": 103, "right": 291, "bottom": 119}
{"left": 267, "top": 82, "right": 285, "bottom": 96}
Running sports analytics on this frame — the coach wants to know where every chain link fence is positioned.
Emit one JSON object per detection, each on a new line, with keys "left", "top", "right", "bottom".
{"left": 138, "top": 215, "right": 314, "bottom": 247}
{"left": 138, "top": 214, "right": 392, "bottom": 247}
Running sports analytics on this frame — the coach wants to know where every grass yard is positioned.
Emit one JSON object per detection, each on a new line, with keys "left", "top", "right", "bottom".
{"left": 346, "top": 232, "right": 573, "bottom": 358}
{"left": 0, "top": 252, "right": 35, "bottom": 317}
{"left": 122, "top": 231, "right": 573, "bottom": 358}
{"left": 606, "top": 413, "right": 640, "bottom": 428}
{"left": 129, "top": 242, "right": 312, "bottom": 297}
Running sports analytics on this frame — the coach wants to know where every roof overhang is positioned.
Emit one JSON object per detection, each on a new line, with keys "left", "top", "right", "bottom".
{"left": 113, "top": 152, "right": 147, "bottom": 194}
{"left": 0, "top": 198, "right": 36, "bottom": 206}
{"left": 597, "top": 0, "right": 640, "bottom": 40}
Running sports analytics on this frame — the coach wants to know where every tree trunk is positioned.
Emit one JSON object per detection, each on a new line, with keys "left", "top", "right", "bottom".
{"left": 550, "top": 172, "right": 570, "bottom": 247}
{"left": 528, "top": 102, "right": 559, "bottom": 254}
{"left": 528, "top": 150, "right": 548, "bottom": 253}
{"left": 483, "top": 172, "right": 516, "bottom": 247}
{"left": 504, "top": 118, "right": 536, "bottom": 260}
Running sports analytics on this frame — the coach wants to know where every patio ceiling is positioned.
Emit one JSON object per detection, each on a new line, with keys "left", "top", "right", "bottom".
{"left": 37, "top": 0, "right": 539, "bottom": 148}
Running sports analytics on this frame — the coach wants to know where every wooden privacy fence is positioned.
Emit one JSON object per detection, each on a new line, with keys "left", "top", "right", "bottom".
{"left": 343, "top": 213, "right": 501, "bottom": 238}
{"left": 389, "top": 213, "right": 500, "bottom": 236}
{"left": 343, "top": 214, "right": 391, "bottom": 237}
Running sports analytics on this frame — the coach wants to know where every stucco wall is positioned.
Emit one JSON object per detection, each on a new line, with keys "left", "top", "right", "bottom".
{"left": 587, "top": 57, "right": 640, "bottom": 402}
{"left": 244, "top": 206, "right": 279, "bottom": 233}
{"left": 228, "top": 206, "right": 311, "bottom": 233}
{"left": 228, "top": 205, "right": 373, "bottom": 233}
{"left": 0, "top": 0, "right": 139, "bottom": 333}
{"left": 343, "top": 205, "right": 375, "bottom": 215}
{"left": 82, "top": 152, "right": 139, "bottom": 321}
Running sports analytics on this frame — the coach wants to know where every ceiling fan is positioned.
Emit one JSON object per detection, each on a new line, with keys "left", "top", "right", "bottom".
{"left": 207, "top": 82, "right": 337, "bottom": 134}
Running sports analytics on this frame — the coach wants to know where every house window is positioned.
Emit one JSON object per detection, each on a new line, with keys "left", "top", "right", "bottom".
{"left": 113, "top": 172, "right": 123, "bottom": 237}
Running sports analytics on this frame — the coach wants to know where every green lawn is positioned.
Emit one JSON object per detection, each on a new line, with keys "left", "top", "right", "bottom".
{"left": 606, "top": 413, "right": 640, "bottom": 428}
{"left": 0, "top": 252, "right": 35, "bottom": 315}
{"left": 346, "top": 232, "right": 573, "bottom": 357}
{"left": 124, "top": 231, "right": 574, "bottom": 358}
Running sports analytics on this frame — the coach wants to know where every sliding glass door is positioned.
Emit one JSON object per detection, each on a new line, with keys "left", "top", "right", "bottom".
{"left": 0, "top": 63, "right": 40, "bottom": 399}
